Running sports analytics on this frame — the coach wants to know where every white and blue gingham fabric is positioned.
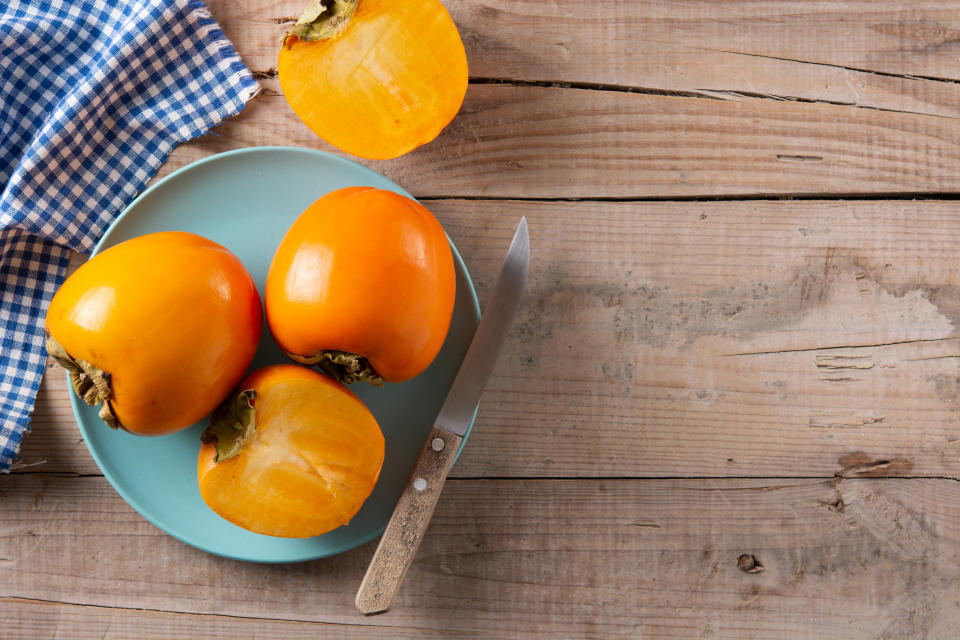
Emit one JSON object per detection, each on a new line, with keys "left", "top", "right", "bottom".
{"left": 0, "top": 0, "right": 259, "bottom": 470}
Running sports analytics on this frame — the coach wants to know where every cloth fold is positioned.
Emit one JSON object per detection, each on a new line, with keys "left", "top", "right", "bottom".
{"left": 0, "top": 0, "right": 259, "bottom": 470}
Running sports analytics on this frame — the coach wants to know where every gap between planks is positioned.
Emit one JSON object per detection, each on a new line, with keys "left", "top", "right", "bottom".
{"left": 8, "top": 476, "right": 960, "bottom": 637}
{"left": 0, "top": 595, "right": 446, "bottom": 632}
{"left": 416, "top": 194, "right": 960, "bottom": 203}
{"left": 248, "top": 71, "right": 960, "bottom": 121}
{"left": 9, "top": 470, "right": 960, "bottom": 482}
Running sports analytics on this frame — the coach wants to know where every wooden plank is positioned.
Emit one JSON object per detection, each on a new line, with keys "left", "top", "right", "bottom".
{"left": 137, "top": 85, "right": 960, "bottom": 199}
{"left": 177, "top": 1, "right": 960, "bottom": 198}
{"left": 1, "top": 597, "right": 477, "bottom": 640}
{"left": 212, "top": 0, "right": 960, "bottom": 119}
{"left": 21, "top": 199, "right": 960, "bottom": 478}
{"left": 443, "top": 199, "right": 960, "bottom": 479}
{"left": 4, "top": 475, "right": 960, "bottom": 638}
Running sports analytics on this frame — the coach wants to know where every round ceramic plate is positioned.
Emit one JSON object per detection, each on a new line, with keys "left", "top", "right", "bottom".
{"left": 69, "top": 146, "right": 480, "bottom": 563}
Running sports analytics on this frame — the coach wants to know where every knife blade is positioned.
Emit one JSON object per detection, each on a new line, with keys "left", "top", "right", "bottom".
{"left": 355, "top": 218, "right": 530, "bottom": 615}
{"left": 436, "top": 216, "right": 529, "bottom": 435}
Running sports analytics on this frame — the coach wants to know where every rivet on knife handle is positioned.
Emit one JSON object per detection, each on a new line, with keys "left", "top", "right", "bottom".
{"left": 355, "top": 425, "right": 461, "bottom": 615}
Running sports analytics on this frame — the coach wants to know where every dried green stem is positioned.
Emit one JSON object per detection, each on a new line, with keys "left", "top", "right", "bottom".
{"left": 288, "top": 349, "right": 384, "bottom": 386}
{"left": 202, "top": 389, "right": 257, "bottom": 463}
{"left": 283, "top": 0, "right": 359, "bottom": 45}
{"left": 45, "top": 335, "right": 119, "bottom": 429}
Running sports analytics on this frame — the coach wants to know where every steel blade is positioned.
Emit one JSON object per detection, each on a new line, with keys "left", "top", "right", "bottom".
{"left": 435, "top": 217, "right": 530, "bottom": 436}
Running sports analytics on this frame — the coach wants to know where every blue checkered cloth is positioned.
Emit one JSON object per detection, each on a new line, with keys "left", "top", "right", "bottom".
{"left": 0, "top": 0, "right": 259, "bottom": 471}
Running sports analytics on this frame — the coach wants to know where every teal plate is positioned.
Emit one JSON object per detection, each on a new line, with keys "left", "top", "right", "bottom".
{"left": 69, "top": 146, "right": 480, "bottom": 563}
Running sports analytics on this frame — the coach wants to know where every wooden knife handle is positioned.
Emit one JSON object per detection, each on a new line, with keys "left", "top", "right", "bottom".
{"left": 356, "top": 425, "right": 462, "bottom": 615}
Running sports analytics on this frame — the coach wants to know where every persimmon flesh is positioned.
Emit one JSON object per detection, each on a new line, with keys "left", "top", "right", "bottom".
{"left": 278, "top": 0, "right": 468, "bottom": 160}
{"left": 198, "top": 365, "right": 385, "bottom": 538}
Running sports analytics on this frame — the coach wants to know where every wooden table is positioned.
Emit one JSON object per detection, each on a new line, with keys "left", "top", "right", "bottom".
{"left": 7, "top": 1, "right": 960, "bottom": 637}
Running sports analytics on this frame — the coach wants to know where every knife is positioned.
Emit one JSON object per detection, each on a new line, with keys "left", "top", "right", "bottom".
{"left": 355, "top": 217, "right": 530, "bottom": 615}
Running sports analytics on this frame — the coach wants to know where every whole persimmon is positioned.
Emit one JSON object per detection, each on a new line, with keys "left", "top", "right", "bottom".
{"left": 266, "top": 187, "right": 456, "bottom": 385}
{"left": 198, "top": 365, "right": 385, "bottom": 538}
{"left": 45, "top": 231, "right": 262, "bottom": 435}
{"left": 278, "top": 0, "right": 468, "bottom": 160}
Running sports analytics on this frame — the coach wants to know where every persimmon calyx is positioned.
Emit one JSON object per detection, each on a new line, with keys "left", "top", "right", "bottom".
{"left": 283, "top": 0, "right": 358, "bottom": 45}
{"left": 203, "top": 389, "right": 257, "bottom": 463}
{"left": 45, "top": 335, "right": 120, "bottom": 429}
{"left": 287, "top": 350, "right": 384, "bottom": 386}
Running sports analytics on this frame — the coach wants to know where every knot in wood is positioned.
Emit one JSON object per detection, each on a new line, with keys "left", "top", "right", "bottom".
{"left": 737, "top": 554, "right": 764, "bottom": 574}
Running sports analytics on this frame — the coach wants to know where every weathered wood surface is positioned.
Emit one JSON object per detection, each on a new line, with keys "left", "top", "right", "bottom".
{"left": 2, "top": 598, "right": 473, "bottom": 640}
{"left": 5, "top": 476, "right": 960, "bottom": 639}
{"left": 142, "top": 0, "right": 960, "bottom": 199}
{"left": 12, "top": 0, "right": 960, "bottom": 637}
{"left": 153, "top": 86, "right": 960, "bottom": 199}
{"left": 22, "top": 200, "right": 960, "bottom": 479}
{"left": 214, "top": 0, "right": 960, "bottom": 117}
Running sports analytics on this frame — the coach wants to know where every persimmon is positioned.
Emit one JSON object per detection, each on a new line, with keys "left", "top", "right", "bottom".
{"left": 45, "top": 231, "right": 262, "bottom": 436}
{"left": 277, "top": 0, "right": 468, "bottom": 160}
{"left": 266, "top": 187, "right": 456, "bottom": 385}
{"left": 198, "top": 365, "right": 384, "bottom": 538}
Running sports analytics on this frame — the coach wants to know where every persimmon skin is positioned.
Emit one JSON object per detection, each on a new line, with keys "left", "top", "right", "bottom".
{"left": 45, "top": 231, "right": 262, "bottom": 435}
{"left": 277, "top": 0, "right": 468, "bottom": 160}
{"left": 266, "top": 187, "right": 456, "bottom": 383}
{"left": 197, "top": 365, "right": 385, "bottom": 538}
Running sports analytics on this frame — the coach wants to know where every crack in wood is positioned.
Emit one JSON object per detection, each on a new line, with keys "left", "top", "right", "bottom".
{"left": 725, "top": 337, "right": 956, "bottom": 357}
{"left": 705, "top": 48, "right": 960, "bottom": 87}
{"left": 777, "top": 154, "right": 824, "bottom": 163}
{"left": 703, "top": 87, "right": 960, "bottom": 120}
{"left": 0, "top": 596, "right": 452, "bottom": 631}
{"left": 261, "top": 68, "right": 946, "bottom": 119}
{"left": 11, "top": 472, "right": 960, "bottom": 481}
{"left": 672, "top": 49, "right": 960, "bottom": 119}
{"left": 251, "top": 68, "right": 277, "bottom": 80}
{"left": 247, "top": 70, "right": 737, "bottom": 101}
{"left": 7, "top": 459, "right": 47, "bottom": 470}
{"left": 838, "top": 459, "right": 894, "bottom": 476}
{"left": 467, "top": 76, "right": 730, "bottom": 100}
{"left": 416, "top": 193, "right": 960, "bottom": 204}
{"left": 247, "top": 66, "right": 960, "bottom": 121}
{"left": 8, "top": 471, "right": 104, "bottom": 478}
{"left": 836, "top": 453, "right": 914, "bottom": 477}
{"left": 815, "top": 355, "right": 875, "bottom": 370}
{"left": 809, "top": 415, "right": 887, "bottom": 429}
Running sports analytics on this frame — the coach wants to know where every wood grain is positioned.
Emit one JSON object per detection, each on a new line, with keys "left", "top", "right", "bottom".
{"left": 5, "top": 475, "right": 960, "bottom": 638}
{"left": 13, "top": 2, "right": 960, "bottom": 636}
{"left": 211, "top": 0, "right": 960, "bottom": 119}
{"left": 356, "top": 426, "right": 462, "bottom": 614}
{"left": 142, "top": 86, "right": 960, "bottom": 199}
{"left": 1, "top": 598, "right": 477, "bottom": 640}
{"left": 22, "top": 199, "right": 960, "bottom": 479}
{"left": 181, "top": 0, "right": 960, "bottom": 198}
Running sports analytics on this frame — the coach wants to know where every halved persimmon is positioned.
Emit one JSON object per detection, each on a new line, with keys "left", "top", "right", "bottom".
{"left": 198, "top": 364, "right": 385, "bottom": 538}
{"left": 278, "top": 0, "right": 468, "bottom": 160}
{"left": 265, "top": 187, "right": 456, "bottom": 385}
{"left": 45, "top": 231, "right": 262, "bottom": 435}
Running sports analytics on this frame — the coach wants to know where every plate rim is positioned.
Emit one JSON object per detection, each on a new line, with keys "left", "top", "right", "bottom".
{"left": 68, "top": 145, "right": 482, "bottom": 563}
